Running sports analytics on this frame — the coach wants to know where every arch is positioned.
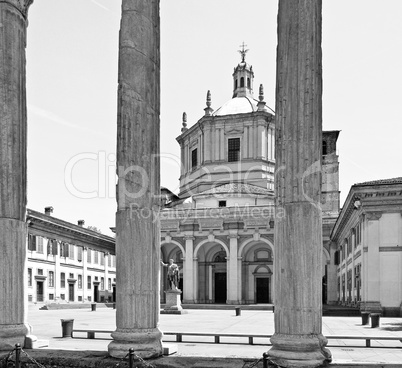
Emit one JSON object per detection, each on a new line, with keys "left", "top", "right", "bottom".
{"left": 234, "top": 79, "right": 238, "bottom": 90}
{"left": 240, "top": 77, "right": 245, "bottom": 87}
{"left": 194, "top": 238, "right": 229, "bottom": 259}
{"left": 253, "top": 265, "right": 272, "bottom": 275}
{"left": 160, "top": 239, "right": 185, "bottom": 258}
{"left": 238, "top": 237, "right": 274, "bottom": 258}
{"left": 247, "top": 77, "right": 251, "bottom": 88}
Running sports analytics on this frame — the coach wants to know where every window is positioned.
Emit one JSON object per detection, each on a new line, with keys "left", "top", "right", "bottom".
{"left": 78, "top": 275, "right": 82, "bottom": 289}
{"left": 49, "top": 293, "right": 54, "bottom": 300}
{"left": 77, "top": 247, "right": 83, "bottom": 262}
{"left": 60, "top": 242, "right": 69, "bottom": 258}
{"left": 69, "top": 244, "right": 74, "bottom": 260}
{"left": 240, "top": 77, "right": 244, "bottom": 87}
{"left": 100, "top": 253, "right": 105, "bottom": 266}
{"left": 69, "top": 273, "right": 74, "bottom": 279}
{"left": 228, "top": 138, "right": 240, "bottom": 162}
{"left": 37, "top": 237, "right": 43, "bottom": 253}
{"left": 28, "top": 268, "right": 32, "bottom": 286}
{"left": 101, "top": 277, "right": 104, "bottom": 291}
{"left": 28, "top": 235, "right": 36, "bottom": 251}
{"left": 60, "top": 294, "right": 65, "bottom": 300}
{"left": 87, "top": 249, "right": 92, "bottom": 263}
{"left": 247, "top": 77, "right": 250, "bottom": 88}
{"left": 108, "top": 278, "right": 111, "bottom": 290}
{"left": 218, "top": 200, "right": 226, "bottom": 207}
{"left": 108, "top": 254, "right": 112, "bottom": 267}
{"left": 60, "top": 273, "right": 65, "bottom": 288}
{"left": 48, "top": 271, "right": 54, "bottom": 287}
{"left": 322, "top": 140, "right": 328, "bottom": 155}
{"left": 37, "top": 269, "right": 43, "bottom": 276}
{"left": 191, "top": 148, "right": 197, "bottom": 168}
{"left": 47, "top": 239, "right": 58, "bottom": 255}
{"left": 94, "top": 251, "right": 99, "bottom": 264}
{"left": 234, "top": 80, "right": 238, "bottom": 90}
{"left": 87, "top": 276, "right": 92, "bottom": 289}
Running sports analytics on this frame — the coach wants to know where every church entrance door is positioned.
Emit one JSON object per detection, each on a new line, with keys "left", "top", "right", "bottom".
{"left": 214, "top": 272, "right": 227, "bottom": 303}
{"left": 256, "top": 277, "right": 269, "bottom": 303}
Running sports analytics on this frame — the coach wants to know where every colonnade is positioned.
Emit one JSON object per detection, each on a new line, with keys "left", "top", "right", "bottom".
{"left": 0, "top": 0, "right": 329, "bottom": 366}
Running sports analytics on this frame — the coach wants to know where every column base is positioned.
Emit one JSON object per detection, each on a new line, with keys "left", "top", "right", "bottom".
{"left": 267, "top": 333, "right": 332, "bottom": 368}
{"left": 108, "top": 328, "right": 162, "bottom": 359}
{"left": 0, "top": 323, "right": 32, "bottom": 351}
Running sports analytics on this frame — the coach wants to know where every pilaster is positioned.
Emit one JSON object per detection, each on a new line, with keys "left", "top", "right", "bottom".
{"left": 227, "top": 232, "right": 240, "bottom": 304}
{"left": 183, "top": 236, "right": 194, "bottom": 303}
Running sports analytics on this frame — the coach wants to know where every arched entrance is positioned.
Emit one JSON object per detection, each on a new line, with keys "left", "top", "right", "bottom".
{"left": 213, "top": 251, "right": 227, "bottom": 304}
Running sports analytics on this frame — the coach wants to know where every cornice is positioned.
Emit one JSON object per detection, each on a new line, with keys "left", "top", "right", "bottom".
{"left": 1, "top": 0, "right": 33, "bottom": 18}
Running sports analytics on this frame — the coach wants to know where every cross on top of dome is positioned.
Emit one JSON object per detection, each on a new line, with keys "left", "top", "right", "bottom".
{"left": 238, "top": 42, "right": 249, "bottom": 63}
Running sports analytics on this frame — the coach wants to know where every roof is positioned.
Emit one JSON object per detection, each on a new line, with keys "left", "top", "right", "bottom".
{"left": 196, "top": 183, "right": 273, "bottom": 196}
{"left": 353, "top": 177, "right": 402, "bottom": 187}
{"left": 212, "top": 96, "right": 274, "bottom": 116}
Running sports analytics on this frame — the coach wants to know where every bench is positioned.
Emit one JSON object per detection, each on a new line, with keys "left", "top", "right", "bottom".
{"left": 163, "top": 331, "right": 271, "bottom": 345}
{"left": 72, "top": 329, "right": 113, "bottom": 339}
{"left": 70, "top": 329, "right": 402, "bottom": 348}
{"left": 326, "top": 335, "right": 402, "bottom": 347}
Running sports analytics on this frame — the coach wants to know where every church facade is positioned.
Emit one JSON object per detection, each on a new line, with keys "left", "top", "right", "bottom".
{"left": 160, "top": 52, "right": 340, "bottom": 305}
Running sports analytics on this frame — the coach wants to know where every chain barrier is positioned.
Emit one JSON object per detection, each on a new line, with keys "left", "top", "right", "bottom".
{"left": 0, "top": 345, "right": 17, "bottom": 368}
{"left": 113, "top": 349, "right": 155, "bottom": 368}
{"left": 20, "top": 348, "right": 46, "bottom": 368}
{"left": 242, "top": 353, "right": 285, "bottom": 368}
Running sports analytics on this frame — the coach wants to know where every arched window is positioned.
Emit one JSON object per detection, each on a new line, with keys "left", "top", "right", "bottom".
{"left": 322, "top": 140, "right": 327, "bottom": 155}
{"left": 234, "top": 80, "right": 238, "bottom": 90}
{"left": 240, "top": 77, "right": 244, "bottom": 87}
{"left": 247, "top": 77, "right": 251, "bottom": 88}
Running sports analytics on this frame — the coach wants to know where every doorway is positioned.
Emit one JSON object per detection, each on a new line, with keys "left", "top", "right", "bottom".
{"left": 256, "top": 277, "right": 269, "bottom": 303}
{"left": 214, "top": 272, "right": 227, "bottom": 303}
{"left": 36, "top": 281, "right": 43, "bottom": 302}
{"left": 94, "top": 285, "right": 99, "bottom": 302}
{"left": 68, "top": 283, "right": 74, "bottom": 302}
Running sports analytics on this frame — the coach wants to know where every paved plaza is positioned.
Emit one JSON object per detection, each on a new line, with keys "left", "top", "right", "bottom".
{"left": 24, "top": 304, "right": 402, "bottom": 365}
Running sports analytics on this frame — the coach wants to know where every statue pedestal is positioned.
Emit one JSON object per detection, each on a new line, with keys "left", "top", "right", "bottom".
{"left": 161, "top": 290, "right": 187, "bottom": 315}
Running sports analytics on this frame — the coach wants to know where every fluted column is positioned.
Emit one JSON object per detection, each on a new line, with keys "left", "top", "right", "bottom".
{"left": 267, "top": 1, "right": 331, "bottom": 366}
{"left": 108, "top": 0, "right": 162, "bottom": 359}
{"left": 0, "top": 0, "right": 34, "bottom": 351}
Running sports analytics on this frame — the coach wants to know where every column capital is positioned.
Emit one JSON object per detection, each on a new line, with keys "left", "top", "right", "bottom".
{"left": 366, "top": 212, "right": 382, "bottom": 221}
{"left": 1, "top": 0, "right": 34, "bottom": 18}
{"left": 184, "top": 235, "right": 195, "bottom": 241}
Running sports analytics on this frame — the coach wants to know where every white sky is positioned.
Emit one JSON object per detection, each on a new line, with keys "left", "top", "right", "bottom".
{"left": 25, "top": 0, "right": 402, "bottom": 236}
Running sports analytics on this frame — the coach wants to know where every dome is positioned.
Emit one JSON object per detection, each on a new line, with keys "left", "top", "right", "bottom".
{"left": 213, "top": 96, "right": 274, "bottom": 116}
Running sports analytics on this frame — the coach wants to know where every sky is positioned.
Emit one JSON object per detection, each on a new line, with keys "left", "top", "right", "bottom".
{"left": 25, "top": 0, "right": 402, "bottom": 236}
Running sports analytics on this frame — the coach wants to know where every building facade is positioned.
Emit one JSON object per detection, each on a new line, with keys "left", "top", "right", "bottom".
{"left": 160, "top": 53, "right": 340, "bottom": 305}
{"left": 27, "top": 207, "right": 116, "bottom": 304}
{"left": 330, "top": 178, "right": 402, "bottom": 316}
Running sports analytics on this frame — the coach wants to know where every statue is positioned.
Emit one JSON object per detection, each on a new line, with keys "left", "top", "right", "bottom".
{"left": 160, "top": 259, "right": 180, "bottom": 291}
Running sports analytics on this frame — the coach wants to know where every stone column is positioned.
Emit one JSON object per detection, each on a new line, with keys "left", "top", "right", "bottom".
{"left": 0, "top": 0, "right": 34, "bottom": 351}
{"left": 227, "top": 232, "right": 239, "bottom": 304}
{"left": 267, "top": 1, "right": 331, "bottom": 366}
{"left": 108, "top": 0, "right": 162, "bottom": 359}
{"left": 183, "top": 236, "right": 194, "bottom": 303}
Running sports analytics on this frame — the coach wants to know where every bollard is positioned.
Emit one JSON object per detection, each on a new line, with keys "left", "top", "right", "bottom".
{"left": 361, "top": 311, "right": 370, "bottom": 325}
{"left": 91, "top": 303, "right": 97, "bottom": 311}
{"left": 370, "top": 313, "right": 380, "bottom": 328}
{"left": 15, "top": 343, "right": 21, "bottom": 368}
{"left": 129, "top": 348, "right": 134, "bottom": 368}
{"left": 262, "top": 352, "right": 269, "bottom": 368}
{"left": 61, "top": 319, "right": 74, "bottom": 337}
{"left": 235, "top": 307, "right": 241, "bottom": 316}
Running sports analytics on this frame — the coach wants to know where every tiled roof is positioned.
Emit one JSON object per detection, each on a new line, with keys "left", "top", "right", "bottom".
{"left": 197, "top": 183, "right": 273, "bottom": 196}
{"left": 353, "top": 177, "right": 402, "bottom": 187}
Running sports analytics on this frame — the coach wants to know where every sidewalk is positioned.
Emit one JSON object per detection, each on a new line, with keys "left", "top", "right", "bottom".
{"left": 25, "top": 305, "right": 402, "bottom": 365}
